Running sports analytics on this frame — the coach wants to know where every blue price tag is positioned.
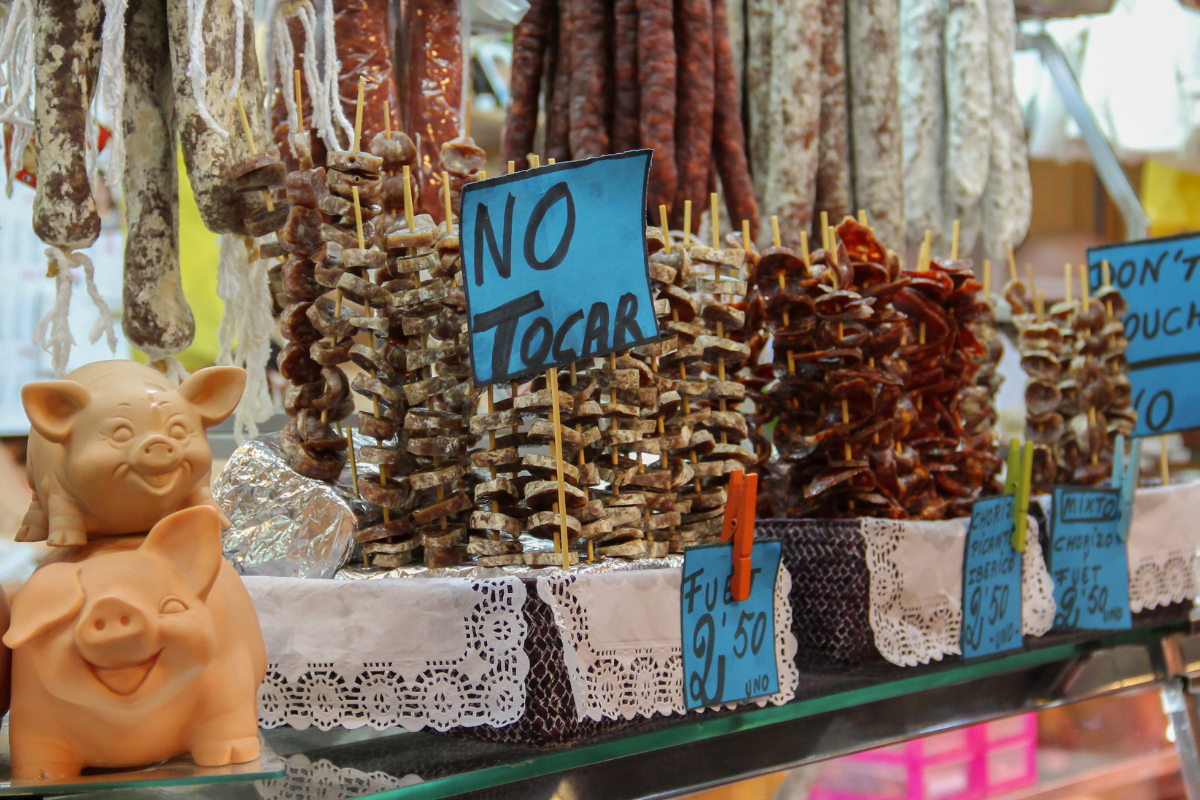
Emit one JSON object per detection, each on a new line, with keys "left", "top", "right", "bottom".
{"left": 961, "top": 495, "right": 1022, "bottom": 658}
{"left": 1049, "top": 486, "right": 1131, "bottom": 631}
{"left": 1087, "top": 234, "right": 1200, "bottom": 435}
{"left": 680, "top": 540, "right": 781, "bottom": 710}
{"left": 460, "top": 151, "right": 661, "bottom": 386}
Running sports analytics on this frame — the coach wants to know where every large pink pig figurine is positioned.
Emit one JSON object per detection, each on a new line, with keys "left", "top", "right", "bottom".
{"left": 19, "top": 360, "right": 245, "bottom": 546}
{"left": 3, "top": 505, "right": 267, "bottom": 779}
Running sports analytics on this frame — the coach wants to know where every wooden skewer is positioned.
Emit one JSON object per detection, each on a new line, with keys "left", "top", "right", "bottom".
{"left": 464, "top": 103, "right": 471, "bottom": 139}
{"left": 1036, "top": 290, "right": 1045, "bottom": 324}
{"left": 771, "top": 216, "right": 795, "bottom": 374}
{"left": 295, "top": 70, "right": 303, "bottom": 127}
{"left": 950, "top": 219, "right": 960, "bottom": 261}
{"left": 1102, "top": 260, "right": 1114, "bottom": 317}
{"left": 508, "top": 160, "right": 516, "bottom": 174}
{"left": 234, "top": 95, "right": 274, "bottom": 214}
{"left": 383, "top": 100, "right": 391, "bottom": 136}
{"left": 742, "top": 219, "right": 751, "bottom": 252}
{"left": 1025, "top": 264, "right": 1037, "bottom": 298}
{"left": 442, "top": 171, "right": 453, "bottom": 226}
{"left": 683, "top": 201, "right": 692, "bottom": 245}
{"left": 858, "top": 209, "right": 868, "bottom": 227}
{"left": 548, "top": 367, "right": 571, "bottom": 570}
{"left": 659, "top": 204, "right": 671, "bottom": 252}
{"left": 1088, "top": 406, "right": 1098, "bottom": 465}
{"left": 346, "top": 426, "right": 360, "bottom": 498}
{"left": 402, "top": 165, "right": 416, "bottom": 232}
{"left": 820, "top": 211, "right": 829, "bottom": 250}
{"left": 1007, "top": 248, "right": 1017, "bottom": 283}
{"left": 352, "top": 76, "right": 365, "bottom": 153}
{"left": 1064, "top": 263, "right": 1073, "bottom": 305}
{"left": 1078, "top": 264, "right": 1089, "bottom": 304}
{"left": 1161, "top": 436, "right": 1170, "bottom": 486}
{"left": 529, "top": 154, "right": 540, "bottom": 168}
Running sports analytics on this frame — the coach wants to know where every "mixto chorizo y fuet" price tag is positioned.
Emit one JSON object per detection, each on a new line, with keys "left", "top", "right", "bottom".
{"left": 460, "top": 151, "right": 661, "bottom": 386}
{"left": 1049, "top": 486, "right": 1131, "bottom": 631}
{"left": 680, "top": 540, "right": 781, "bottom": 710}
{"left": 960, "top": 494, "right": 1022, "bottom": 658}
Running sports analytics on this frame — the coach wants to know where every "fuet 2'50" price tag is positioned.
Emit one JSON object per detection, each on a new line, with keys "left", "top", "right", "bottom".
{"left": 680, "top": 540, "right": 781, "bottom": 710}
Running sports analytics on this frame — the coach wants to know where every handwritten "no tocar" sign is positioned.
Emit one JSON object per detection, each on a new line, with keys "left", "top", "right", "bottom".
{"left": 460, "top": 151, "right": 661, "bottom": 387}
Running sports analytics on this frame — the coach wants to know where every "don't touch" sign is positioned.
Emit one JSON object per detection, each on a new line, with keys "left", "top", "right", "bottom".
{"left": 460, "top": 151, "right": 661, "bottom": 387}
{"left": 1088, "top": 233, "right": 1200, "bottom": 435}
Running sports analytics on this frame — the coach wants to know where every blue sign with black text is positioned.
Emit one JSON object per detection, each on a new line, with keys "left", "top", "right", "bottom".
{"left": 1048, "top": 486, "right": 1131, "bottom": 631}
{"left": 1088, "top": 233, "right": 1200, "bottom": 435}
{"left": 460, "top": 151, "right": 661, "bottom": 386}
{"left": 961, "top": 494, "right": 1022, "bottom": 658}
{"left": 680, "top": 540, "right": 781, "bottom": 710}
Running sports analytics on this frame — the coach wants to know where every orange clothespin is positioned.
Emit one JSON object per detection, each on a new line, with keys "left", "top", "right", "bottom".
{"left": 720, "top": 469, "right": 759, "bottom": 601}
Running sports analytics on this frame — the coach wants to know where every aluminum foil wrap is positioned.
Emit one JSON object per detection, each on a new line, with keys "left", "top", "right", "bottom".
{"left": 215, "top": 434, "right": 378, "bottom": 578}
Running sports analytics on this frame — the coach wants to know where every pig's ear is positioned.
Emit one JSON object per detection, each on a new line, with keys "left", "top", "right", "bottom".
{"left": 143, "top": 506, "right": 222, "bottom": 600}
{"left": 176, "top": 367, "right": 246, "bottom": 428}
{"left": 22, "top": 381, "right": 92, "bottom": 443}
{"left": 3, "top": 562, "right": 83, "bottom": 649}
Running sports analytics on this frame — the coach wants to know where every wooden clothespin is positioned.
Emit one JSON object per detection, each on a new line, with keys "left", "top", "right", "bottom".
{"left": 720, "top": 469, "right": 759, "bottom": 601}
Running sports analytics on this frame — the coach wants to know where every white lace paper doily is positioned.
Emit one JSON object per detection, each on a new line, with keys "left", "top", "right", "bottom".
{"left": 256, "top": 754, "right": 423, "bottom": 799}
{"left": 536, "top": 561, "right": 799, "bottom": 722}
{"left": 1128, "top": 483, "right": 1200, "bottom": 612}
{"left": 245, "top": 576, "right": 528, "bottom": 731}
{"left": 861, "top": 515, "right": 1056, "bottom": 667}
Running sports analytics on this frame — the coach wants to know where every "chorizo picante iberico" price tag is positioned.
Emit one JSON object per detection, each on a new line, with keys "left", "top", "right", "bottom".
{"left": 960, "top": 494, "right": 1022, "bottom": 658}
{"left": 680, "top": 540, "right": 781, "bottom": 710}
{"left": 1049, "top": 486, "right": 1131, "bottom": 631}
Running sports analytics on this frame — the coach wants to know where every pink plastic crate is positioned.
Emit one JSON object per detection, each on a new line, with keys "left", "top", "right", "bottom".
{"left": 811, "top": 715, "right": 1037, "bottom": 800}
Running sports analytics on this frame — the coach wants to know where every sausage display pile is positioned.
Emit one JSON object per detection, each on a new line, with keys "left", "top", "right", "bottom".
{"left": 500, "top": 0, "right": 759, "bottom": 236}
{"left": 748, "top": 216, "right": 1004, "bottom": 520}
{"left": 894, "top": 253, "right": 1002, "bottom": 518}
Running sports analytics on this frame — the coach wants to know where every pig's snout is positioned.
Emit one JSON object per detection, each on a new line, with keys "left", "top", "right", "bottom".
{"left": 130, "top": 434, "right": 183, "bottom": 476}
{"left": 77, "top": 597, "right": 156, "bottom": 668}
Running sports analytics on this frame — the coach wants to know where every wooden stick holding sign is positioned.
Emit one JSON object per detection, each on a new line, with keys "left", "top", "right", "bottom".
{"left": 548, "top": 367, "right": 571, "bottom": 570}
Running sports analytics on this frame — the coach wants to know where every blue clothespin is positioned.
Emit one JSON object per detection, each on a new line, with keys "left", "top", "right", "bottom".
{"left": 1112, "top": 436, "right": 1140, "bottom": 542}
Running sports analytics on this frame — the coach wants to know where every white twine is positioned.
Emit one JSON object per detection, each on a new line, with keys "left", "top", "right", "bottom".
{"left": 321, "top": 0, "right": 353, "bottom": 149}
{"left": 99, "top": 0, "right": 128, "bottom": 186}
{"left": 186, "top": 0, "right": 228, "bottom": 137}
{"left": 32, "top": 247, "right": 117, "bottom": 377}
{"left": 265, "top": 0, "right": 349, "bottom": 152}
{"left": 143, "top": 355, "right": 191, "bottom": 385}
{"left": 0, "top": 0, "right": 35, "bottom": 194}
{"left": 216, "top": 233, "right": 275, "bottom": 443}
{"left": 0, "top": 0, "right": 35, "bottom": 125}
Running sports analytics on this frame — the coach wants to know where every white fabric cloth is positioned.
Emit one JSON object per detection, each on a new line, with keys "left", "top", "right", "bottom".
{"left": 536, "top": 562, "right": 799, "bottom": 722}
{"left": 862, "top": 516, "right": 1055, "bottom": 667}
{"left": 245, "top": 576, "right": 529, "bottom": 732}
{"left": 1128, "top": 482, "right": 1200, "bottom": 612}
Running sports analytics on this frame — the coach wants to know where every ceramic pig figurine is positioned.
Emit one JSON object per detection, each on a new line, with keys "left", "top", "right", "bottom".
{"left": 19, "top": 360, "right": 245, "bottom": 546}
{"left": 4, "top": 505, "right": 267, "bottom": 779}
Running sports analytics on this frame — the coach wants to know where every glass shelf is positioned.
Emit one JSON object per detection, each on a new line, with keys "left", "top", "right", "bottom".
{"left": 43, "top": 622, "right": 1197, "bottom": 800}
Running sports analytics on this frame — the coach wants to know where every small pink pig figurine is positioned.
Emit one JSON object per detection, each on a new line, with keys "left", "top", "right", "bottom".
{"left": 3, "top": 505, "right": 267, "bottom": 779}
{"left": 19, "top": 360, "right": 245, "bottom": 546}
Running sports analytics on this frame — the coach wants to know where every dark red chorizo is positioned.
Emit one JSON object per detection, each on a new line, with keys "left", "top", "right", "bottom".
{"left": 638, "top": 0, "right": 678, "bottom": 215}
{"left": 711, "top": 0, "right": 758, "bottom": 239}
{"left": 568, "top": 0, "right": 609, "bottom": 158}
{"left": 334, "top": 0, "right": 399, "bottom": 148}
{"left": 611, "top": 0, "right": 640, "bottom": 153}
{"left": 670, "top": 0, "right": 714, "bottom": 224}
{"left": 503, "top": 0, "right": 556, "bottom": 170}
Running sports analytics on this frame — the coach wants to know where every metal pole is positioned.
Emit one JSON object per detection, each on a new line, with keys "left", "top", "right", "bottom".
{"left": 1155, "top": 635, "right": 1200, "bottom": 799}
{"left": 1021, "top": 29, "right": 1150, "bottom": 241}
